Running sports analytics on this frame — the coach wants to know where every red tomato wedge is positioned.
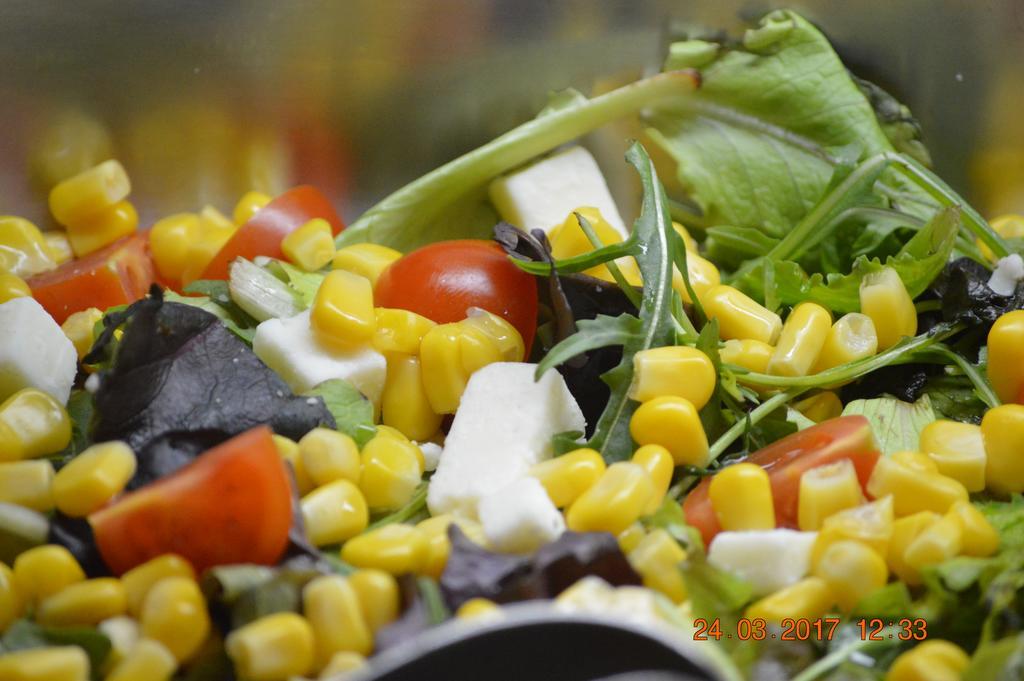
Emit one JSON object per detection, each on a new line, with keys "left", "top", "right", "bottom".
{"left": 28, "top": 234, "right": 155, "bottom": 324}
{"left": 683, "top": 415, "right": 881, "bottom": 547}
{"left": 90, "top": 426, "right": 293, "bottom": 575}
{"left": 374, "top": 240, "right": 539, "bottom": 355}
{"left": 200, "top": 185, "right": 344, "bottom": 280}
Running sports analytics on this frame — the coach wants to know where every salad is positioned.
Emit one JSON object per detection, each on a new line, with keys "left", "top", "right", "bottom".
{"left": 0, "top": 8, "right": 1023, "bottom": 681}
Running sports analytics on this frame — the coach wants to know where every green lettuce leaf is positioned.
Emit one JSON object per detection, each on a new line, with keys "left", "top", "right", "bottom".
{"left": 304, "top": 379, "right": 376, "bottom": 447}
{"left": 841, "top": 394, "right": 936, "bottom": 456}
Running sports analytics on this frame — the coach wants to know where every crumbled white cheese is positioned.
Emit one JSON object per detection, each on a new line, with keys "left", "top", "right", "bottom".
{"left": 0, "top": 297, "right": 77, "bottom": 404}
{"left": 988, "top": 253, "right": 1024, "bottom": 296}
{"left": 427, "top": 362, "right": 585, "bottom": 518}
{"left": 479, "top": 477, "right": 565, "bottom": 553}
{"left": 488, "top": 146, "right": 627, "bottom": 236}
{"left": 252, "top": 309, "right": 386, "bottom": 404}
{"left": 708, "top": 529, "right": 818, "bottom": 597}
{"left": 416, "top": 441, "right": 443, "bottom": 472}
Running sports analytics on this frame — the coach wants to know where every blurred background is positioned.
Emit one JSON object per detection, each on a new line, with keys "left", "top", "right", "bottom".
{"left": 0, "top": 0, "right": 1021, "bottom": 229}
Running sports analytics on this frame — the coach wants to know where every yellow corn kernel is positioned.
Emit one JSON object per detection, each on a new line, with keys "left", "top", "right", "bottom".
{"left": 859, "top": 267, "right": 917, "bottom": 350}
{"left": 768, "top": 303, "right": 832, "bottom": 377}
{"left": 139, "top": 576, "right": 210, "bottom": 663}
{"left": 982, "top": 403, "right": 1024, "bottom": 495}
{"left": 381, "top": 354, "right": 442, "bottom": 442}
{"left": 891, "top": 450, "right": 939, "bottom": 475}
{"left": 61, "top": 307, "right": 103, "bottom": 359}
{"left": 340, "top": 524, "right": 429, "bottom": 575}
{"left": 301, "top": 479, "right": 368, "bottom": 547}
{"left": 703, "top": 285, "right": 782, "bottom": 344}
{"left": 348, "top": 569, "right": 400, "bottom": 632}
{"left": 812, "top": 539, "right": 887, "bottom": 611}
{"left": 673, "top": 251, "right": 721, "bottom": 305}
{"left": 812, "top": 496, "right": 895, "bottom": 564}
{"left": 320, "top": 651, "right": 366, "bottom": 678}
{"left": 105, "top": 638, "right": 177, "bottom": 681}
{"left": 148, "top": 214, "right": 201, "bottom": 283}
{"left": 456, "top": 597, "right": 502, "bottom": 620}
{"left": 233, "top": 190, "right": 271, "bottom": 226}
{"left": 719, "top": 339, "right": 773, "bottom": 376}
{"left": 548, "top": 207, "right": 638, "bottom": 284}
{"left": 44, "top": 231, "right": 73, "bottom": 266}
{"left": 179, "top": 219, "right": 236, "bottom": 286}
{"left": 0, "top": 646, "right": 89, "bottom": 681}
{"left": 0, "top": 388, "right": 72, "bottom": 462}
{"left": 121, "top": 554, "right": 195, "bottom": 617}
{"left": 629, "top": 396, "right": 708, "bottom": 467}
{"left": 461, "top": 308, "right": 525, "bottom": 362}
{"left": 632, "top": 444, "right": 673, "bottom": 515}
{"left": 36, "top": 577, "right": 127, "bottom": 626}
{"left": 419, "top": 322, "right": 501, "bottom": 414}
{"left": 52, "top": 441, "right": 136, "bottom": 517}
{"left": 793, "top": 391, "right": 843, "bottom": 424}
{"left": 798, "top": 459, "right": 864, "bottom": 531}
{"left": 628, "top": 346, "right": 716, "bottom": 408}
{"left": 566, "top": 462, "right": 655, "bottom": 535}
{"left": 947, "top": 500, "right": 999, "bottom": 557}
{"left": 12, "top": 545, "right": 84, "bottom": 604}
{"left": 48, "top": 160, "right": 130, "bottom": 226}
{"left": 226, "top": 612, "right": 315, "bottom": 681}
{"left": 416, "top": 514, "right": 455, "bottom": 579}
{"left": 709, "top": 463, "right": 776, "bottom": 531}
{"left": 67, "top": 200, "right": 137, "bottom": 257}
{"left": 673, "top": 222, "right": 698, "bottom": 252}
{"left": 272, "top": 434, "right": 315, "bottom": 495}
{"left": 359, "top": 435, "right": 424, "bottom": 510}
{"left": 989, "top": 311, "right": 1024, "bottom": 405}
{"left": 903, "top": 513, "right": 962, "bottom": 573}
{"left": 813, "top": 313, "right": 878, "bottom": 373}
{"left": 628, "top": 528, "right": 688, "bottom": 603}
{"left": 886, "top": 639, "right": 969, "bottom": 681}
{"left": 303, "top": 575, "right": 372, "bottom": 667}
{"left": 979, "top": 214, "right": 1024, "bottom": 262}
{"left": 919, "top": 420, "right": 987, "bottom": 492}
{"left": 311, "top": 270, "right": 376, "bottom": 346}
{"left": 332, "top": 243, "right": 403, "bottom": 288}
{"left": 97, "top": 616, "right": 138, "bottom": 672}
{"left": 0, "top": 562, "right": 24, "bottom": 632}
{"left": 0, "top": 216, "right": 56, "bottom": 278}
{"left": 745, "top": 577, "right": 834, "bottom": 623}
{"left": 372, "top": 308, "right": 437, "bottom": 355}
{"left": 0, "top": 459, "right": 55, "bottom": 511}
{"left": 866, "top": 456, "right": 968, "bottom": 516}
{"left": 282, "top": 218, "right": 335, "bottom": 272}
{"left": 887, "top": 511, "right": 940, "bottom": 585}
{"left": 299, "top": 428, "right": 360, "bottom": 487}
{"left": 0, "top": 272, "right": 31, "bottom": 304}
{"left": 530, "top": 448, "right": 606, "bottom": 508}
{"left": 374, "top": 425, "right": 411, "bottom": 442}
{"left": 617, "top": 523, "right": 647, "bottom": 554}
{"left": 197, "top": 205, "right": 234, "bottom": 232}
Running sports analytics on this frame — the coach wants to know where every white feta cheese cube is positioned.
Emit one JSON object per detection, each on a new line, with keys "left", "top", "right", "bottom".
{"left": 253, "top": 309, "right": 386, "bottom": 404}
{"left": 479, "top": 477, "right": 565, "bottom": 553}
{"left": 708, "top": 529, "right": 818, "bottom": 597}
{"left": 988, "top": 253, "right": 1024, "bottom": 296}
{"left": 488, "top": 146, "right": 627, "bottom": 237}
{"left": 0, "top": 297, "right": 77, "bottom": 404}
{"left": 427, "top": 362, "right": 585, "bottom": 518}
{"left": 415, "top": 441, "right": 442, "bottom": 472}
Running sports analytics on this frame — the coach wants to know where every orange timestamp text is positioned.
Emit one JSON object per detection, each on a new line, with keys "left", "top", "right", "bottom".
{"left": 693, "top": 617, "right": 928, "bottom": 642}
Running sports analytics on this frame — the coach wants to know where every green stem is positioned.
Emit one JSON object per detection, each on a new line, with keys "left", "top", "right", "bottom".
{"left": 367, "top": 483, "right": 428, "bottom": 530}
{"left": 708, "top": 388, "right": 807, "bottom": 462}
{"left": 340, "top": 70, "right": 699, "bottom": 247}
{"left": 914, "top": 300, "right": 942, "bottom": 313}
{"left": 576, "top": 213, "right": 643, "bottom": 309}
{"left": 915, "top": 344, "right": 1001, "bottom": 408}
{"left": 791, "top": 632, "right": 898, "bottom": 681}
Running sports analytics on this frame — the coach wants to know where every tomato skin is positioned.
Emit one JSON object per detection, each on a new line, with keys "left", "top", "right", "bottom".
{"left": 28, "top": 234, "right": 155, "bottom": 324}
{"left": 683, "top": 415, "right": 880, "bottom": 547}
{"left": 90, "top": 426, "right": 293, "bottom": 575}
{"left": 200, "top": 185, "right": 344, "bottom": 280}
{"left": 374, "top": 240, "right": 538, "bottom": 355}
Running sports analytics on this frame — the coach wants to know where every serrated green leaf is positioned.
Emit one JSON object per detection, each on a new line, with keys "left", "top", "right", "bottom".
{"left": 535, "top": 313, "right": 643, "bottom": 378}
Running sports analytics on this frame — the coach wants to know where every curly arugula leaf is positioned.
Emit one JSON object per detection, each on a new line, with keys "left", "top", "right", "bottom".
{"left": 534, "top": 314, "right": 643, "bottom": 378}
{"left": 337, "top": 72, "right": 698, "bottom": 252}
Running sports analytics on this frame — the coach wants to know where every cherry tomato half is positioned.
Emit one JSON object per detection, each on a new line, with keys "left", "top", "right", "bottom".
{"left": 90, "top": 426, "right": 293, "bottom": 575}
{"left": 200, "top": 185, "right": 344, "bottom": 280}
{"left": 28, "top": 233, "right": 155, "bottom": 324}
{"left": 374, "top": 240, "right": 538, "bottom": 355}
{"left": 683, "top": 415, "right": 880, "bottom": 547}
